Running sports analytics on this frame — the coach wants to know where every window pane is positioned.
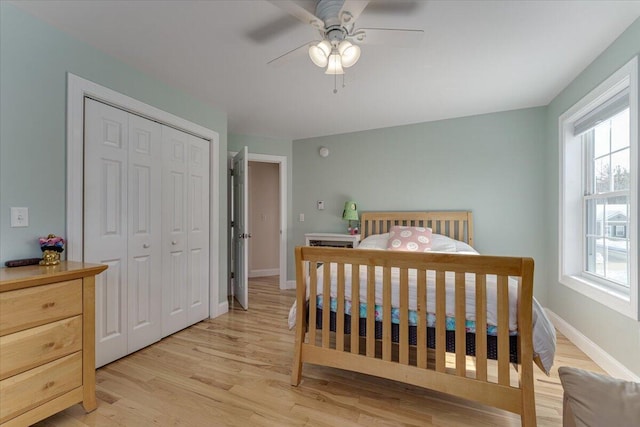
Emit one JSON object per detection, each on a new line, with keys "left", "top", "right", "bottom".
{"left": 585, "top": 198, "right": 605, "bottom": 236}
{"left": 611, "top": 108, "right": 630, "bottom": 152}
{"left": 604, "top": 197, "right": 628, "bottom": 235}
{"left": 611, "top": 148, "right": 630, "bottom": 191}
{"left": 585, "top": 196, "right": 629, "bottom": 286}
{"left": 586, "top": 236, "right": 605, "bottom": 276}
{"left": 594, "top": 156, "right": 610, "bottom": 193}
{"left": 605, "top": 239, "right": 628, "bottom": 286}
{"left": 594, "top": 120, "right": 611, "bottom": 158}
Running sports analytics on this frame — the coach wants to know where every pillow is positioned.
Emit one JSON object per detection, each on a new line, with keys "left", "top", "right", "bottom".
{"left": 386, "top": 226, "right": 432, "bottom": 252}
{"left": 558, "top": 366, "right": 640, "bottom": 427}
{"left": 357, "top": 233, "right": 389, "bottom": 250}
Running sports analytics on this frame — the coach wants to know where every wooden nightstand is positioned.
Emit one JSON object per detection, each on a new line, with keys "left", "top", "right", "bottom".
{"left": 304, "top": 233, "right": 361, "bottom": 248}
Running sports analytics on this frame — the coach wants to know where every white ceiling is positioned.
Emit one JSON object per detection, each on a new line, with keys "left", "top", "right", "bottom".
{"left": 12, "top": 0, "right": 640, "bottom": 140}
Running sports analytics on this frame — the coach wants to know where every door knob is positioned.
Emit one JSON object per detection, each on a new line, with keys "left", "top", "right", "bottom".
{"left": 143, "top": 243, "right": 150, "bottom": 248}
{"left": 171, "top": 241, "right": 177, "bottom": 245}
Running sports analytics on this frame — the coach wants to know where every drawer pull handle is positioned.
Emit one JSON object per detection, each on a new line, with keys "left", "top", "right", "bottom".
{"left": 44, "top": 341, "right": 55, "bottom": 348}
{"left": 43, "top": 381, "right": 55, "bottom": 390}
{"left": 42, "top": 302, "right": 56, "bottom": 309}
{"left": 143, "top": 243, "right": 150, "bottom": 248}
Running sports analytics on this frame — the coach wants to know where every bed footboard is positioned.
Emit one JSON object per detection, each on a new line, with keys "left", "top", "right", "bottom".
{"left": 291, "top": 246, "right": 536, "bottom": 426}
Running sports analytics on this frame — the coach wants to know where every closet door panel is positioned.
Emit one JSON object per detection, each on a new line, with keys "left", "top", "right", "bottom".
{"left": 162, "top": 126, "right": 189, "bottom": 336}
{"left": 127, "top": 114, "right": 162, "bottom": 353}
{"left": 84, "top": 99, "right": 129, "bottom": 367}
{"left": 187, "top": 137, "right": 210, "bottom": 324}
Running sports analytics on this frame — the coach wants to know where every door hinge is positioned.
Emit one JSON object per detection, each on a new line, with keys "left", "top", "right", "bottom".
{"left": 230, "top": 169, "right": 234, "bottom": 176}
{"left": 230, "top": 272, "right": 235, "bottom": 279}
{"left": 231, "top": 221, "right": 235, "bottom": 227}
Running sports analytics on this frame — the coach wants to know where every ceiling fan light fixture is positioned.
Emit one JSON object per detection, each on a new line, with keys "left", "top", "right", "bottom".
{"left": 325, "top": 52, "right": 344, "bottom": 75}
{"left": 308, "top": 40, "right": 332, "bottom": 67}
{"left": 338, "top": 40, "right": 361, "bottom": 68}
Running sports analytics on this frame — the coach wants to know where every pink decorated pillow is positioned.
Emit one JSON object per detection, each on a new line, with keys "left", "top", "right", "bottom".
{"left": 386, "top": 226, "right": 433, "bottom": 252}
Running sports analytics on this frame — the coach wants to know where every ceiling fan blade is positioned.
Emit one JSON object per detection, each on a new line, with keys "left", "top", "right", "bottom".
{"left": 365, "top": 0, "right": 420, "bottom": 15}
{"left": 246, "top": 15, "right": 302, "bottom": 43}
{"left": 354, "top": 28, "right": 424, "bottom": 47}
{"left": 339, "top": 0, "right": 370, "bottom": 24}
{"left": 267, "top": 0, "right": 324, "bottom": 29}
{"left": 267, "top": 40, "right": 316, "bottom": 67}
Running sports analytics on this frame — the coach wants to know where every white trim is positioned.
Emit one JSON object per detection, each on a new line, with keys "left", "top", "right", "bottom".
{"left": 229, "top": 151, "right": 288, "bottom": 291}
{"left": 66, "top": 73, "right": 221, "bottom": 319}
{"left": 249, "top": 268, "right": 280, "bottom": 278}
{"left": 285, "top": 280, "right": 296, "bottom": 290}
{"left": 216, "top": 300, "right": 229, "bottom": 317}
{"left": 558, "top": 56, "right": 639, "bottom": 320}
{"left": 545, "top": 309, "right": 640, "bottom": 382}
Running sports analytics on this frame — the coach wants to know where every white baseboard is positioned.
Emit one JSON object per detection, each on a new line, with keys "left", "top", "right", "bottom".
{"left": 249, "top": 268, "right": 279, "bottom": 278}
{"left": 211, "top": 300, "right": 228, "bottom": 318}
{"left": 283, "top": 280, "right": 296, "bottom": 290}
{"left": 545, "top": 309, "right": 640, "bottom": 382}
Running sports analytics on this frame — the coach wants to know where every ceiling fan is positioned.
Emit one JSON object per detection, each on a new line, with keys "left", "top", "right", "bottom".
{"left": 266, "top": 0, "right": 424, "bottom": 80}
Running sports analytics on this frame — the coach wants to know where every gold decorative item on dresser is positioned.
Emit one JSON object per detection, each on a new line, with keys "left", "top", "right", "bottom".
{"left": 0, "top": 261, "right": 107, "bottom": 426}
{"left": 38, "top": 234, "right": 65, "bottom": 266}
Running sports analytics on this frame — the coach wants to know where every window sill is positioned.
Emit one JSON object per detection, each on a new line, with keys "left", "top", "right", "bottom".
{"left": 560, "top": 274, "right": 638, "bottom": 320}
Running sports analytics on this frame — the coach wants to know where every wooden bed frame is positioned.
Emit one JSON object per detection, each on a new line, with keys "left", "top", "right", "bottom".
{"left": 291, "top": 211, "right": 537, "bottom": 426}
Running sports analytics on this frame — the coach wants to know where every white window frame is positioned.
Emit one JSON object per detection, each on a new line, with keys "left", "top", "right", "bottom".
{"left": 559, "top": 56, "right": 639, "bottom": 320}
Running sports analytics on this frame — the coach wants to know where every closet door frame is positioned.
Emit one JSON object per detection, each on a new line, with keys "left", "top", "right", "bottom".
{"left": 65, "top": 73, "right": 225, "bottom": 319}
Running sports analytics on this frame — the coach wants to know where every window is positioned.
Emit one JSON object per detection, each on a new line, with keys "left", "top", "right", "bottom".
{"left": 560, "top": 56, "right": 638, "bottom": 320}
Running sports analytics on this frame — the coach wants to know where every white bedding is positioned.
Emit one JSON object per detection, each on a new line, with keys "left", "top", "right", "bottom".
{"left": 288, "top": 233, "right": 556, "bottom": 374}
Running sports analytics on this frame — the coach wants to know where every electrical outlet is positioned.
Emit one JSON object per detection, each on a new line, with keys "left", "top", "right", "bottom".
{"left": 10, "top": 207, "right": 29, "bottom": 227}
{"left": 317, "top": 201, "right": 325, "bottom": 210}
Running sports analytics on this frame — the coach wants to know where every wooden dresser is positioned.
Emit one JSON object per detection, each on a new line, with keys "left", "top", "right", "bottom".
{"left": 0, "top": 261, "right": 107, "bottom": 426}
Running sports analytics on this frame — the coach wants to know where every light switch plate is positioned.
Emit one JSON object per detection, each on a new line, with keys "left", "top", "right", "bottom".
{"left": 11, "top": 207, "right": 29, "bottom": 227}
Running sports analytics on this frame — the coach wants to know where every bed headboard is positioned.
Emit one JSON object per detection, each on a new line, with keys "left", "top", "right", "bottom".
{"left": 359, "top": 211, "right": 474, "bottom": 247}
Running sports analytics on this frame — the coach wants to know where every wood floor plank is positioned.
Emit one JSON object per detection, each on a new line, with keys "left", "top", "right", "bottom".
{"left": 31, "top": 275, "right": 606, "bottom": 426}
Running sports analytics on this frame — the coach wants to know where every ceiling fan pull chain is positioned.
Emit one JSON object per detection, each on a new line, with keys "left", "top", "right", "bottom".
{"left": 334, "top": 72, "right": 338, "bottom": 94}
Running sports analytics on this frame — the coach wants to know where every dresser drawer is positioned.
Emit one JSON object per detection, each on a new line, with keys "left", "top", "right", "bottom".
{"left": 0, "top": 280, "right": 82, "bottom": 336}
{"left": 0, "top": 315, "right": 82, "bottom": 380}
{"left": 0, "top": 351, "right": 82, "bottom": 423}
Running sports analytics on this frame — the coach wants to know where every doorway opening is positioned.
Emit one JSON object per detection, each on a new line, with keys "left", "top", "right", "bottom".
{"left": 228, "top": 151, "right": 288, "bottom": 310}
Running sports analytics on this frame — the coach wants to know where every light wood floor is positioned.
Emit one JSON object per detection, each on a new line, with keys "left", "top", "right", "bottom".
{"left": 34, "top": 276, "right": 605, "bottom": 426}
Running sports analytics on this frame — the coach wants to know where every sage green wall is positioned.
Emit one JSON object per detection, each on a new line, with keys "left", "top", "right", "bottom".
{"left": 228, "top": 134, "right": 294, "bottom": 280}
{"left": 292, "top": 108, "right": 549, "bottom": 301}
{"left": 545, "top": 18, "right": 640, "bottom": 376}
{"left": 0, "top": 3, "right": 229, "bottom": 301}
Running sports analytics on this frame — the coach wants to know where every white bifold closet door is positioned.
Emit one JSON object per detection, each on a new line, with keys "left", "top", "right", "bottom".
{"left": 161, "top": 126, "right": 210, "bottom": 336}
{"left": 84, "top": 98, "right": 209, "bottom": 367}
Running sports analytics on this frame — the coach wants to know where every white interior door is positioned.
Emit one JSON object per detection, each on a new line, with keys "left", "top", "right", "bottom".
{"left": 233, "top": 147, "right": 249, "bottom": 309}
{"left": 186, "top": 134, "right": 210, "bottom": 324}
{"left": 84, "top": 98, "right": 129, "bottom": 367}
{"left": 127, "top": 114, "right": 162, "bottom": 354}
{"left": 162, "top": 126, "right": 189, "bottom": 336}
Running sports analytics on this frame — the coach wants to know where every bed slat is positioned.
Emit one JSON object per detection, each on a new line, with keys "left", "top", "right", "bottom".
{"left": 309, "top": 262, "right": 318, "bottom": 346}
{"left": 455, "top": 272, "right": 466, "bottom": 376}
{"left": 475, "top": 274, "right": 488, "bottom": 381}
{"left": 351, "top": 264, "right": 360, "bottom": 354}
{"left": 336, "top": 263, "right": 345, "bottom": 351}
{"left": 416, "top": 269, "right": 427, "bottom": 369}
{"left": 382, "top": 267, "right": 392, "bottom": 362}
{"left": 366, "top": 266, "right": 376, "bottom": 357}
{"left": 322, "top": 263, "right": 331, "bottom": 348}
{"left": 399, "top": 268, "right": 409, "bottom": 365}
{"left": 435, "top": 270, "right": 446, "bottom": 372}
{"left": 497, "top": 275, "right": 510, "bottom": 385}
